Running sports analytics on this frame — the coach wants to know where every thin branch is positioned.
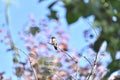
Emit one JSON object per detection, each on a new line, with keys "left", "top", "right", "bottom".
{"left": 15, "top": 47, "right": 38, "bottom": 80}
{"left": 5, "top": 2, "right": 37, "bottom": 80}
{"left": 58, "top": 47, "right": 78, "bottom": 64}
{"left": 86, "top": 52, "right": 99, "bottom": 80}
{"left": 49, "top": 42, "right": 79, "bottom": 80}
{"left": 83, "top": 56, "right": 92, "bottom": 67}
{"left": 48, "top": 42, "right": 78, "bottom": 63}
{"left": 75, "top": 62, "right": 79, "bottom": 80}
{"left": 5, "top": 1, "right": 15, "bottom": 50}
{"left": 28, "top": 57, "right": 38, "bottom": 80}
{"left": 59, "top": 47, "right": 79, "bottom": 80}
{"left": 5, "top": 3, "right": 9, "bottom": 26}
{"left": 84, "top": 17, "right": 100, "bottom": 80}
{"left": 85, "top": 19, "right": 98, "bottom": 37}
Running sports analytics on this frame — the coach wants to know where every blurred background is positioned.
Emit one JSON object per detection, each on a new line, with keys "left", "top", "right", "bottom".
{"left": 0, "top": 0, "right": 120, "bottom": 80}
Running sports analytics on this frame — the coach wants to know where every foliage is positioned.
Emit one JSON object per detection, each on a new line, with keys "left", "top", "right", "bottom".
{"left": 0, "top": 0, "right": 120, "bottom": 80}
{"left": 42, "top": 0, "right": 120, "bottom": 79}
{"left": 46, "top": 0, "right": 120, "bottom": 56}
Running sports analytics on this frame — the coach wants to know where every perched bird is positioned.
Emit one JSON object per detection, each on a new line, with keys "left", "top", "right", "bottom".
{"left": 51, "top": 37, "right": 57, "bottom": 50}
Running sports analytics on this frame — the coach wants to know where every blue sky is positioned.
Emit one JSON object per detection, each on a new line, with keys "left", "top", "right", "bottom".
{"left": 0, "top": 0, "right": 102, "bottom": 79}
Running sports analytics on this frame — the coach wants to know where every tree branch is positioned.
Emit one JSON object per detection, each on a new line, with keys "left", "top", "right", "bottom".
{"left": 15, "top": 47, "right": 38, "bottom": 80}
{"left": 86, "top": 52, "right": 99, "bottom": 80}
{"left": 83, "top": 56, "right": 92, "bottom": 67}
{"left": 49, "top": 42, "right": 79, "bottom": 80}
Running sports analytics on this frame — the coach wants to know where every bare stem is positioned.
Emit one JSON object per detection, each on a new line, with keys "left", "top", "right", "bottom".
{"left": 58, "top": 47, "right": 78, "bottom": 64}
{"left": 15, "top": 47, "right": 38, "bottom": 80}
{"left": 49, "top": 42, "right": 79, "bottom": 80}
{"left": 5, "top": 2, "right": 37, "bottom": 80}
{"left": 86, "top": 52, "right": 99, "bottom": 80}
{"left": 28, "top": 57, "right": 38, "bottom": 80}
{"left": 85, "top": 19, "right": 98, "bottom": 37}
{"left": 85, "top": 18, "right": 100, "bottom": 80}
{"left": 83, "top": 56, "right": 92, "bottom": 67}
{"left": 5, "top": 1, "right": 15, "bottom": 50}
{"left": 58, "top": 47, "right": 80, "bottom": 80}
{"left": 75, "top": 62, "right": 79, "bottom": 80}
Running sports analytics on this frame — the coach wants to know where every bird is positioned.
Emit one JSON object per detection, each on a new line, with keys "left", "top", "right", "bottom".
{"left": 51, "top": 37, "right": 57, "bottom": 50}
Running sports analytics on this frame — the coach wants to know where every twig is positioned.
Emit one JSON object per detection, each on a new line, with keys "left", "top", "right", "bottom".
{"left": 83, "top": 56, "right": 92, "bottom": 67}
{"left": 86, "top": 52, "right": 99, "bottom": 80}
{"left": 49, "top": 42, "right": 79, "bottom": 80}
{"left": 85, "top": 19, "right": 98, "bottom": 37}
{"left": 58, "top": 47, "right": 78, "bottom": 64}
{"left": 28, "top": 58, "right": 38, "bottom": 80}
{"left": 5, "top": 2, "right": 37, "bottom": 80}
{"left": 48, "top": 42, "right": 78, "bottom": 63}
{"left": 75, "top": 62, "right": 79, "bottom": 80}
{"left": 15, "top": 47, "right": 38, "bottom": 80}
{"left": 5, "top": 0, "right": 15, "bottom": 50}
{"left": 58, "top": 46, "right": 79, "bottom": 80}
{"left": 84, "top": 18, "right": 100, "bottom": 80}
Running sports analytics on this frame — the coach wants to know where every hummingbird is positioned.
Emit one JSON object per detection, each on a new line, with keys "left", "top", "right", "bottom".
{"left": 51, "top": 37, "right": 57, "bottom": 50}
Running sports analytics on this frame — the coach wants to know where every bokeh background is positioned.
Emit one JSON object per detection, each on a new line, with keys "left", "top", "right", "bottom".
{"left": 0, "top": 0, "right": 120, "bottom": 80}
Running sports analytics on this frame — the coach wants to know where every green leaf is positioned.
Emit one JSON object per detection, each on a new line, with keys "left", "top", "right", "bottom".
{"left": 108, "top": 59, "right": 120, "bottom": 72}
{"left": 66, "top": 10, "right": 79, "bottom": 24}
{"left": 48, "top": 1, "right": 58, "bottom": 9}
{"left": 104, "top": 59, "right": 120, "bottom": 78}
{"left": 13, "top": 56, "right": 18, "bottom": 63}
{"left": 29, "top": 26, "right": 40, "bottom": 36}
{"left": 38, "top": 0, "right": 45, "bottom": 3}
{"left": 48, "top": 10, "right": 58, "bottom": 20}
